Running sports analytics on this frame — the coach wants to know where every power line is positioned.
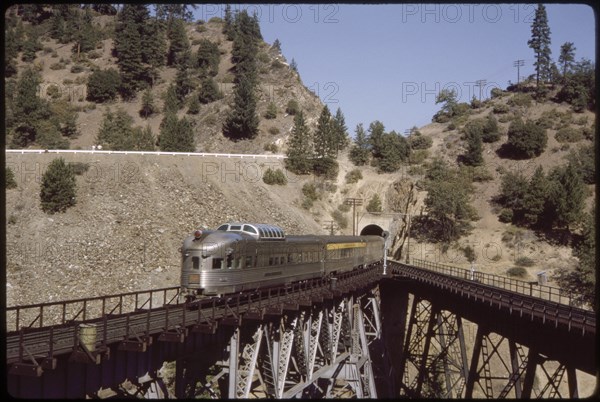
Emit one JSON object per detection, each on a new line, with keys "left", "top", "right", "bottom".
{"left": 344, "top": 198, "right": 363, "bottom": 236}
{"left": 513, "top": 60, "right": 525, "bottom": 84}
{"left": 475, "top": 79, "right": 487, "bottom": 101}
{"left": 323, "top": 220, "right": 338, "bottom": 235}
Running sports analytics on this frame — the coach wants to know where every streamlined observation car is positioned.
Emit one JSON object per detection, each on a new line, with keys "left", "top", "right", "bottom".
{"left": 179, "top": 223, "right": 384, "bottom": 298}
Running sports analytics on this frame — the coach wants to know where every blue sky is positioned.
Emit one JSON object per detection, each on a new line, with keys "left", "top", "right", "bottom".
{"left": 194, "top": 4, "right": 595, "bottom": 135}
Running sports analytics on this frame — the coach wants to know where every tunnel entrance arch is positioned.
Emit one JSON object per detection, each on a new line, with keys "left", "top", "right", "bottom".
{"left": 360, "top": 224, "right": 385, "bottom": 236}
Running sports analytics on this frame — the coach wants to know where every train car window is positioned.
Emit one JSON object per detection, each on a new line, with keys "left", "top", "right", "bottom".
{"left": 268, "top": 257, "right": 274, "bottom": 266}
{"left": 212, "top": 258, "right": 223, "bottom": 269}
{"left": 226, "top": 254, "right": 233, "bottom": 268}
{"left": 230, "top": 225, "right": 242, "bottom": 231}
{"left": 243, "top": 225, "right": 257, "bottom": 234}
{"left": 217, "top": 224, "right": 228, "bottom": 231}
{"left": 192, "top": 256, "right": 200, "bottom": 269}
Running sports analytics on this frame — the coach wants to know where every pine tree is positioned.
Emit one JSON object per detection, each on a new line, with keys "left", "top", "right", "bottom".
{"left": 349, "top": 123, "right": 370, "bottom": 166}
{"left": 223, "top": 76, "right": 259, "bottom": 140}
{"left": 140, "top": 87, "right": 157, "bottom": 118}
{"left": 132, "top": 125, "right": 155, "bottom": 151}
{"left": 175, "top": 57, "right": 194, "bottom": 102}
{"left": 72, "top": 7, "right": 98, "bottom": 58}
{"left": 40, "top": 158, "right": 76, "bottom": 214}
{"left": 163, "top": 84, "right": 181, "bottom": 114}
{"left": 528, "top": 4, "right": 552, "bottom": 88}
{"left": 158, "top": 113, "right": 195, "bottom": 152}
{"left": 557, "top": 211, "right": 596, "bottom": 308}
{"left": 114, "top": 4, "right": 150, "bottom": 98}
{"left": 332, "top": 107, "right": 349, "bottom": 152}
{"left": 14, "top": 67, "right": 45, "bottom": 123}
{"left": 368, "top": 120, "right": 386, "bottom": 158}
{"left": 96, "top": 108, "right": 137, "bottom": 150}
{"left": 314, "top": 105, "right": 334, "bottom": 158}
{"left": 522, "top": 165, "right": 549, "bottom": 226}
{"left": 462, "top": 122, "right": 484, "bottom": 166}
{"left": 558, "top": 42, "right": 576, "bottom": 78}
{"left": 196, "top": 39, "right": 220, "bottom": 76}
{"left": 116, "top": 22, "right": 145, "bottom": 99}
{"left": 377, "top": 132, "right": 410, "bottom": 173}
{"left": 142, "top": 18, "right": 166, "bottom": 85}
{"left": 546, "top": 164, "right": 585, "bottom": 230}
{"left": 272, "top": 38, "right": 282, "bottom": 52}
{"left": 198, "top": 76, "right": 222, "bottom": 103}
{"left": 167, "top": 18, "right": 191, "bottom": 66}
{"left": 285, "top": 111, "right": 313, "bottom": 174}
{"left": 61, "top": 111, "right": 79, "bottom": 138}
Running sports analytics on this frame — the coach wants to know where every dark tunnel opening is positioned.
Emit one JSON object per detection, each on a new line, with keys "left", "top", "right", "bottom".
{"left": 360, "top": 224, "right": 385, "bottom": 237}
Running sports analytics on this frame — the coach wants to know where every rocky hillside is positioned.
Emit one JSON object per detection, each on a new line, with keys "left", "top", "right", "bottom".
{"left": 6, "top": 10, "right": 324, "bottom": 153}
{"left": 5, "top": 6, "right": 595, "bottom": 310}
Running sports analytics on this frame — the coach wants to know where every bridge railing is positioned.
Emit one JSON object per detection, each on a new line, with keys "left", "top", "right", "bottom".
{"left": 410, "top": 258, "right": 586, "bottom": 309}
{"left": 5, "top": 287, "right": 181, "bottom": 332}
{"left": 5, "top": 149, "right": 287, "bottom": 159}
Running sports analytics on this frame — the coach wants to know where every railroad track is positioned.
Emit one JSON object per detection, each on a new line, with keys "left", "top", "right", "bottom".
{"left": 388, "top": 261, "right": 596, "bottom": 337}
{"left": 6, "top": 265, "right": 382, "bottom": 365}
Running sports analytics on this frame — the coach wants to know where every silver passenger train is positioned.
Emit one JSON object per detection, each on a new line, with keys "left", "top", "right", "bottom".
{"left": 179, "top": 223, "right": 385, "bottom": 298}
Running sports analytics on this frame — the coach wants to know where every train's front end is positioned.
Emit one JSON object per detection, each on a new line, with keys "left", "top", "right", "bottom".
{"left": 179, "top": 228, "right": 241, "bottom": 300}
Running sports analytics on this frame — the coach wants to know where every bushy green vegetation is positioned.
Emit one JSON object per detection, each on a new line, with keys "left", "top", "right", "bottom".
{"left": 331, "top": 210, "right": 348, "bottom": 229}
{"left": 496, "top": 163, "right": 585, "bottom": 230}
{"left": 506, "top": 118, "right": 547, "bottom": 158}
{"left": 412, "top": 158, "right": 478, "bottom": 243}
{"left": 432, "top": 89, "right": 470, "bottom": 123}
{"left": 407, "top": 130, "right": 433, "bottom": 150}
{"left": 5, "top": 167, "right": 18, "bottom": 189}
{"left": 515, "top": 256, "right": 535, "bottom": 267}
{"left": 302, "top": 183, "right": 319, "bottom": 201}
{"left": 345, "top": 169, "right": 363, "bottom": 184}
{"left": 555, "top": 127, "right": 583, "bottom": 143}
{"left": 285, "top": 99, "right": 300, "bottom": 115}
{"left": 87, "top": 68, "right": 121, "bottom": 102}
{"left": 262, "top": 168, "right": 287, "bottom": 185}
{"left": 40, "top": 158, "right": 76, "bottom": 213}
{"left": 366, "top": 194, "right": 382, "bottom": 213}
{"left": 96, "top": 108, "right": 155, "bottom": 151}
{"left": 556, "top": 212, "right": 596, "bottom": 308}
{"left": 158, "top": 113, "right": 193, "bottom": 152}
{"left": 264, "top": 102, "right": 277, "bottom": 119}
{"left": 507, "top": 267, "right": 528, "bottom": 278}
{"left": 507, "top": 93, "right": 533, "bottom": 107}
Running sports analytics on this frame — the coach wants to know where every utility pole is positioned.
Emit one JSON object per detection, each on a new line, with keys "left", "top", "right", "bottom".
{"left": 323, "top": 220, "right": 338, "bottom": 235}
{"left": 344, "top": 198, "right": 363, "bottom": 236}
{"left": 475, "top": 79, "right": 487, "bottom": 101}
{"left": 513, "top": 59, "right": 525, "bottom": 84}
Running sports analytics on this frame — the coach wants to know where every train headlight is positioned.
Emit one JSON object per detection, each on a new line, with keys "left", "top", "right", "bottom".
{"left": 194, "top": 229, "right": 203, "bottom": 240}
{"left": 188, "top": 274, "right": 200, "bottom": 283}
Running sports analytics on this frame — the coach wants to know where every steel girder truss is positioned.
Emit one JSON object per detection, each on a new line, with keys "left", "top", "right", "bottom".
{"left": 399, "top": 297, "right": 582, "bottom": 399}
{"left": 197, "top": 288, "right": 385, "bottom": 398}
{"left": 399, "top": 297, "right": 469, "bottom": 398}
